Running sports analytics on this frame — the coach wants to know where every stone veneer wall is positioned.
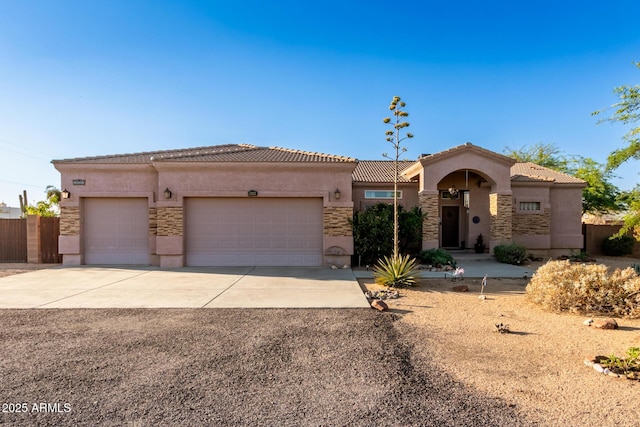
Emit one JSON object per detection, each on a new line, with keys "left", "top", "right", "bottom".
{"left": 489, "top": 193, "right": 512, "bottom": 243}
{"left": 323, "top": 206, "right": 353, "bottom": 237}
{"left": 60, "top": 206, "right": 80, "bottom": 236}
{"left": 512, "top": 209, "right": 550, "bottom": 236}
{"left": 149, "top": 207, "right": 158, "bottom": 236}
{"left": 419, "top": 193, "right": 439, "bottom": 241}
{"left": 157, "top": 206, "right": 183, "bottom": 237}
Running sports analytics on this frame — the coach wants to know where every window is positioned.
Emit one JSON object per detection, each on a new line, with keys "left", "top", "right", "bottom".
{"left": 365, "top": 190, "right": 402, "bottom": 199}
{"left": 519, "top": 201, "right": 541, "bottom": 211}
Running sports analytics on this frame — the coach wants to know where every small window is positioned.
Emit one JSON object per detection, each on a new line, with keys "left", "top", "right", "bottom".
{"left": 365, "top": 190, "right": 402, "bottom": 199}
{"left": 519, "top": 201, "right": 541, "bottom": 211}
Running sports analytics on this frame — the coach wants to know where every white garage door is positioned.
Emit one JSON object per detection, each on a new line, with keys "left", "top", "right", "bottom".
{"left": 83, "top": 198, "right": 150, "bottom": 264}
{"left": 185, "top": 198, "right": 323, "bottom": 266}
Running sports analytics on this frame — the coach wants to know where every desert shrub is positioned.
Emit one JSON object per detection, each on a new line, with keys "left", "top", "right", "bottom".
{"left": 600, "top": 347, "right": 640, "bottom": 376}
{"left": 633, "top": 263, "right": 640, "bottom": 276}
{"left": 351, "top": 203, "right": 424, "bottom": 265}
{"left": 602, "top": 235, "right": 634, "bottom": 256}
{"left": 373, "top": 254, "right": 419, "bottom": 288}
{"left": 526, "top": 260, "right": 640, "bottom": 318}
{"left": 493, "top": 244, "right": 527, "bottom": 265}
{"left": 419, "top": 248, "right": 455, "bottom": 267}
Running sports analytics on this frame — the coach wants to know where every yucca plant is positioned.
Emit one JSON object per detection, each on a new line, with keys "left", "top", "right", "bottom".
{"left": 373, "top": 254, "right": 420, "bottom": 288}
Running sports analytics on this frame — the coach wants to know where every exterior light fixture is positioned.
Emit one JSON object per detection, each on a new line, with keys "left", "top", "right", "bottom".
{"left": 61, "top": 189, "right": 70, "bottom": 199}
{"left": 164, "top": 188, "right": 172, "bottom": 199}
{"left": 334, "top": 188, "right": 341, "bottom": 200}
{"left": 448, "top": 186, "right": 459, "bottom": 197}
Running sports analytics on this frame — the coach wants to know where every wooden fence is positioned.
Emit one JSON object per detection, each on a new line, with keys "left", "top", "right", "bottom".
{"left": 0, "top": 218, "right": 27, "bottom": 262}
{"left": 583, "top": 224, "right": 640, "bottom": 258}
{"left": 0, "top": 216, "right": 61, "bottom": 263}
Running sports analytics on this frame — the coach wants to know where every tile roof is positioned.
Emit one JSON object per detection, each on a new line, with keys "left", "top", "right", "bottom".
{"left": 511, "top": 162, "right": 586, "bottom": 185}
{"left": 52, "top": 144, "right": 356, "bottom": 164}
{"left": 354, "top": 160, "right": 586, "bottom": 185}
{"left": 352, "top": 161, "right": 417, "bottom": 183}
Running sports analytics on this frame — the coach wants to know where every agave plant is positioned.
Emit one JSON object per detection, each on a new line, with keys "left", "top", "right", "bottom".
{"left": 373, "top": 254, "right": 420, "bottom": 288}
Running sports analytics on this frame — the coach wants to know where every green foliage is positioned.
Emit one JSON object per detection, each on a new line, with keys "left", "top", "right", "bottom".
{"left": 419, "top": 248, "right": 455, "bottom": 268}
{"left": 602, "top": 235, "right": 635, "bottom": 256}
{"left": 593, "top": 62, "right": 640, "bottom": 240}
{"left": 503, "top": 144, "right": 623, "bottom": 215}
{"left": 23, "top": 185, "right": 60, "bottom": 217}
{"left": 570, "top": 157, "right": 623, "bottom": 214}
{"left": 373, "top": 254, "right": 419, "bottom": 288}
{"left": 613, "top": 185, "right": 640, "bottom": 241}
{"left": 493, "top": 244, "right": 527, "bottom": 265}
{"left": 398, "top": 206, "right": 425, "bottom": 255}
{"left": 569, "top": 250, "right": 592, "bottom": 262}
{"left": 600, "top": 347, "right": 640, "bottom": 375}
{"left": 503, "top": 143, "right": 569, "bottom": 171}
{"left": 526, "top": 260, "right": 640, "bottom": 318}
{"left": 351, "top": 203, "right": 393, "bottom": 265}
{"left": 351, "top": 203, "right": 423, "bottom": 265}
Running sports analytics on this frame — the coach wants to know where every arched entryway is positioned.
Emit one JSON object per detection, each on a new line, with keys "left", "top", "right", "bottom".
{"left": 401, "top": 143, "right": 516, "bottom": 253}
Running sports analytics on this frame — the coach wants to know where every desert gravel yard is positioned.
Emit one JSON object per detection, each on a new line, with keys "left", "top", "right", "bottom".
{"left": 0, "top": 308, "right": 533, "bottom": 427}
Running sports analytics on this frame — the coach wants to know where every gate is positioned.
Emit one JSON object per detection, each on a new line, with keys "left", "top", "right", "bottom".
{"left": 39, "top": 217, "right": 61, "bottom": 263}
{"left": 0, "top": 218, "right": 27, "bottom": 262}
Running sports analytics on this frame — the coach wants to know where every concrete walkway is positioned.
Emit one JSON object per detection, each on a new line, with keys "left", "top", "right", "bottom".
{"left": 0, "top": 266, "right": 371, "bottom": 309}
{"left": 353, "top": 253, "right": 536, "bottom": 280}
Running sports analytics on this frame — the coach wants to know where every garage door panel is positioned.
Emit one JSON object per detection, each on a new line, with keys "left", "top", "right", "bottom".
{"left": 185, "top": 198, "right": 323, "bottom": 266}
{"left": 83, "top": 198, "right": 149, "bottom": 265}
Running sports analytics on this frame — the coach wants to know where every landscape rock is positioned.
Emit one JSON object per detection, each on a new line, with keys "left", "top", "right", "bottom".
{"left": 371, "top": 299, "right": 388, "bottom": 311}
{"left": 593, "top": 363, "right": 604, "bottom": 373}
{"left": 452, "top": 285, "right": 469, "bottom": 292}
{"left": 591, "top": 318, "right": 618, "bottom": 330}
{"left": 583, "top": 318, "right": 594, "bottom": 326}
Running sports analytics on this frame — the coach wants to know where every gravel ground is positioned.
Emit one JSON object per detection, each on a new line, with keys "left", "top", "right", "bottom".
{"left": 363, "top": 272, "right": 640, "bottom": 427}
{"left": 0, "top": 309, "right": 535, "bottom": 427}
{"left": 2, "top": 257, "right": 638, "bottom": 426}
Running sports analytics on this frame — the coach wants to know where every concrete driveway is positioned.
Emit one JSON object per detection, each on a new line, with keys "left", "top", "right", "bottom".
{"left": 0, "top": 266, "right": 371, "bottom": 309}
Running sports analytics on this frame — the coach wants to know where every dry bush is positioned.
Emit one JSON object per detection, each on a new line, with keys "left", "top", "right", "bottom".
{"left": 526, "top": 260, "right": 640, "bottom": 318}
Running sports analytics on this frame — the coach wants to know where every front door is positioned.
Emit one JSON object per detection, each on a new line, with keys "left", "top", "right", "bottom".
{"left": 441, "top": 206, "right": 459, "bottom": 248}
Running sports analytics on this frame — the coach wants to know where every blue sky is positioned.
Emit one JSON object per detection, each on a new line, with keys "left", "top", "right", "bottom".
{"left": 1, "top": 0, "right": 639, "bottom": 205}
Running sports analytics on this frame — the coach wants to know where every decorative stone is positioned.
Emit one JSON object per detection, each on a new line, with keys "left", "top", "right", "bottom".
{"left": 583, "top": 318, "right": 594, "bottom": 326}
{"left": 478, "top": 295, "right": 486, "bottom": 300}
{"left": 584, "top": 359, "right": 595, "bottom": 367}
{"left": 452, "top": 285, "right": 469, "bottom": 292}
{"left": 593, "top": 363, "right": 604, "bottom": 373}
{"left": 592, "top": 318, "right": 618, "bottom": 330}
{"left": 371, "top": 299, "right": 388, "bottom": 311}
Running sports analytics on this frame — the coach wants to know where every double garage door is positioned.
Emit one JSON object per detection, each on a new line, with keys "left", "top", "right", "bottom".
{"left": 82, "top": 197, "right": 323, "bottom": 266}
{"left": 185, "top": 198, "right": 323, "bottom": 266}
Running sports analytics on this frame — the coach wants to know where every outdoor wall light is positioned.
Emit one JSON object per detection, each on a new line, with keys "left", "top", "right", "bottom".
{"left": 61, "top": 189, "right": 70, "bottom": 199}
{"left": 448, "top": 186, "right": 459, "bottom": 197}
{"left": 334, "top": 188, "right": 341, "bottom": 200}
{"left": 164, "top": 188, "right": 172, "bottom": 199}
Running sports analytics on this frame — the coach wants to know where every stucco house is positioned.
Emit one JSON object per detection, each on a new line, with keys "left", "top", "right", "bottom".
{"left": 53, "top": 142, "right": 586, "bottom": 267}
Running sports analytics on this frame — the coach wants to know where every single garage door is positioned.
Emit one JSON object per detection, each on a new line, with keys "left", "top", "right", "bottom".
{"left": 83, "top": 198, "right": 150, "bottom": 264}
{"left": 185, "top": 198, "right": 323, "bottom": 266}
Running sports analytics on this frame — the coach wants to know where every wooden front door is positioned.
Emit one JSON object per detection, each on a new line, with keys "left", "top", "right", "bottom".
{"left": 441, "top": 206, "right": 459, "bottom": 248}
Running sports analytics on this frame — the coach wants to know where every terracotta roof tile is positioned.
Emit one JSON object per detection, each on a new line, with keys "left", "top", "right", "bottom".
{"left": 511, "top": 162, "right": 586, "bottom": 185}
{"left": 52, "top": 144, "right": 356, "bottom": 164}
{"left": 352, "top": 161, "right": 417, "bottom": 183}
